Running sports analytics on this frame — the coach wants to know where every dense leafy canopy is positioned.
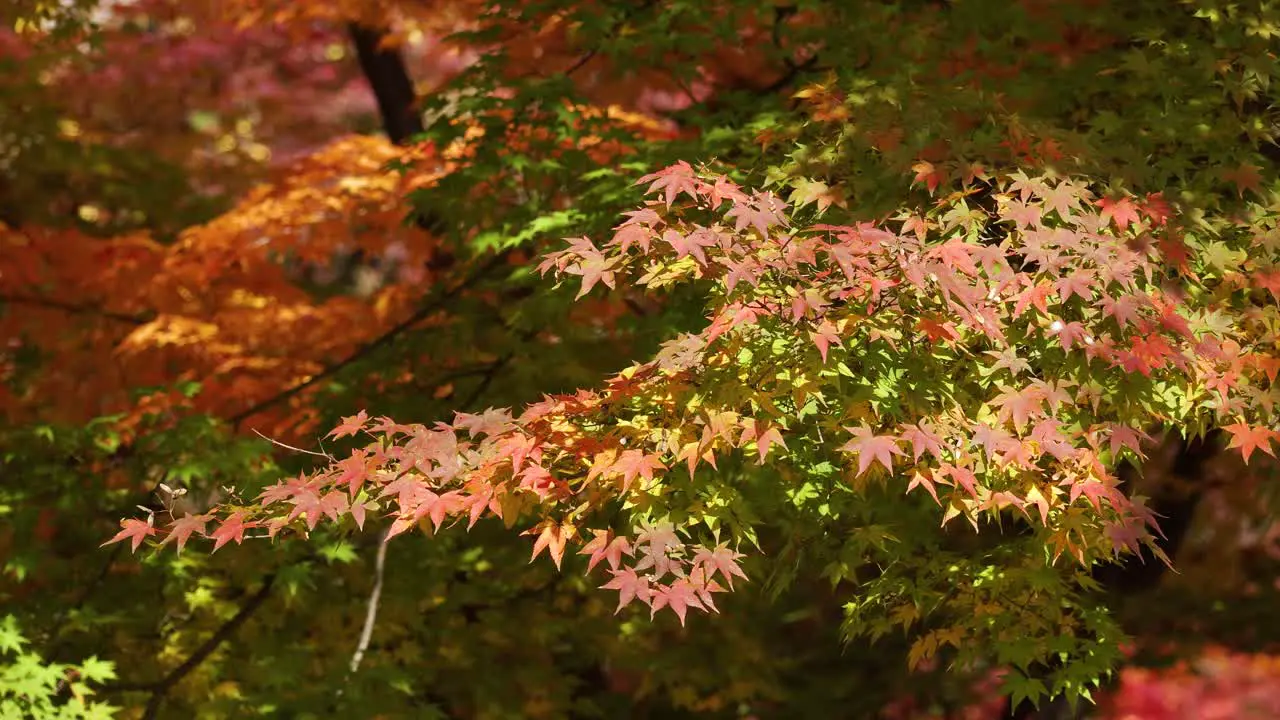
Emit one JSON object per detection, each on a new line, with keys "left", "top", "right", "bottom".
{"left": 4, "top": 0, "right": 1280, "bottom": 717}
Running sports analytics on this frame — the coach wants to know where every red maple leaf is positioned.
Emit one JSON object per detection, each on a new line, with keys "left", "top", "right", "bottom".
{"left": 1253, "top": 269, "right": 1280, "bottom": 301}
{"left": 1222, "top": 422, "right": 1279, "bottom": 464}
{"left": 1221, "top": 163, "right": 1263, "bottom": 197}
{"left": 725, "top": 197, "right": 787, "bottom": 238}
{"left": 102, "top": 517, "right": 157, "bottom": 552}
{"left": 1139, "top": 192, "right": 1173, "bottom": 226}
{"left": 210, "top": 511, "right": 256, "bottom": 552}
{"left": 838, "top": 426, "right": 905, "bottom": 476}
{"left": 940, "top": 463, "right": 979, "bottom": 498}
{"left": 912, "top": 160, "right": 944, "bottom": 194}
{"left": 1096, "top": 196, "right": 1141, "bottom": 232}
{"left": 567, "top": 251, "right": 617, "bottom": 299}
{"left": 1107, "top": 424, "right": 1152, "bottom": 461}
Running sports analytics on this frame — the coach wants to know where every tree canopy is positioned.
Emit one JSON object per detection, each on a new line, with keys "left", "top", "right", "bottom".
{"left": 3, "top": 0, "right": 1280, "bottom": 718}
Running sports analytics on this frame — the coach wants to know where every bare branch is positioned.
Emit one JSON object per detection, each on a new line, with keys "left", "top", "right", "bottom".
{"left": 348, "top": 529, "right": 390, "bottom": 676}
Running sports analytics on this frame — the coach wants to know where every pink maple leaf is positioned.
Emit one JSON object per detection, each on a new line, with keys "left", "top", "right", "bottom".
{"left": 692, "top": 544, "right": 748, "bottom": 590}
{"left": 838, "top": 426, "right": 905, "bottom": 477}
{"left": 580, "top": 530, "right": 633, "bottom": 573}
{"left": 162, "top": 513, "right": 210, "bottom": 554}
{"left": 649, "top": 578, "right": 706, "bottom": 626}
{"left": 328, "top": 410, "right": 369, "bottom": 439}
{"left": 600, "top": 568, "right": 652, "bottom": 612}
{"left": 102, "top": 518, "right": 157, "bottom": 552}
{"left": 453, "top": 408, "right": 514, "bottom": 438}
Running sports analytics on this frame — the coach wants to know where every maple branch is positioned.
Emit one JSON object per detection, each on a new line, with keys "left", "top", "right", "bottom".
{"left": 230, "top": 251, "right": 510, "bottom": 428}
{"left": 44, "top": 544, "right": 123, "bottom": 662}
{"left": 561, "top": 0, "right": 658, "bottom": 78}
{"left": 105, "top": 573, "right": 274, "bottom": 717}
{"left": 1007, "top": 431, "right": 1224, "bottom": 720}
{"left": 0, "top": 294, "right": 151, "bottom": 324}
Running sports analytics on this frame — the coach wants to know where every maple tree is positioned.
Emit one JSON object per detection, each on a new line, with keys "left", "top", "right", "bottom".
{"left": 4, "top": 0, "right": 1280, "bottom": 717}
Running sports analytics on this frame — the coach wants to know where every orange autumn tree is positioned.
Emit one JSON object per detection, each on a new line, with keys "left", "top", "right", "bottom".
{"left": 7, "top": 0, "right": 1280, "bottom": 718}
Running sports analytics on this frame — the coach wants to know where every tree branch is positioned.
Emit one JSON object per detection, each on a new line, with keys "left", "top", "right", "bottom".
{"left": 105, "top": 573, "right": 275, "bottom": 718}
{"left": 230, "top": 251, "right": 510, "bottom": 428}
{"left": 0, "top": 294, "right": 151, "bottom": 324}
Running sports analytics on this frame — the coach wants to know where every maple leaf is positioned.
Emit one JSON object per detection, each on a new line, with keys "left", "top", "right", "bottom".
{"left": 210, "top": 511, "right": 255, "bottom": 552}
{"left": 992, "top": 385, "right": 1046, "bottom": 433}
{"left": 161, "top": 513, "right": 210, "bottom": 554}
{"left": 725, "top": 196, "right": 788, "bottom": 238}
{"left": 453, "top": 408, "right": 514, "bottom": 438}
{"left": 1222, "top": 422, "right": 1279, "bottom": 464}
{"left": 102, "top": 518, "right": 157, "bottom": 552}
{"left": 334, "top": 450, "right": 370, "bottom": 497}
{"left": 637, "top": 161, "right": 699, "bottom": 207}
{"left": 1221, "top": 163, "right": 1263, "bottom": 197}
{"left": 609, "top": 449, "right": 666, "bottom": 491}
{"left": 905, "top": 469, "right": 942, "bottom": 504}
{"left": 663, "top": 226, "right": 719, "bottom": 265}
{"left": 838, "top": 426, "right": 905, "bottom": 477}
{"left": 912, "top": 160, "right": 943, "bottom": 194}
{"left": 1003, "top": 200, "right": 1043, "bottom": 229}
{"left": 1100, "top": 294, "right": 1145, "bottom": 328}
{"left": 809, "top": 319, "right": 842, "bottom": 362}
{"left": 600, "top": 568, "right": 651, "bottom": 612}
{"left": 935, "top": 239, "right": 979, "bottom": 276}
{"left": 899, "top": 422, "right": 944, "bottom": 461}
{"left": 1096, "top": 196, "right": 1140, "bottom": 232}
{"left": 940, "top": 463, "right": 979, "bottom": 498}
{"left": 740, "top": 419, "right": 787, "bottom": 464}
{"left": 1012, "top": 281, "right": 1054, "bottom": 318}
{"left": 529, "top": 522, "right": 571, "bottom": 570}
{"left": 328, "top": 410, "right": 369, "bottom": 439}
{"left": 1055, "top": 272, "right": 1094, "bottom": 302}
{"left": 790, "top": 178, "right": 845, "bottom": 212}
{"left": 566, "top": 251, "right": 618, "bottom": 299}
{"left": 649, "top": 578, "right": 705, "bottom": 626}
{"left": 580, "top": 530, "right": 633, "bottom": 573}
{"left": 692, "top": 544, "right": 748, "bottom": 589}
{"left": 1041, "top": 181, "right": 1084, "bottom": 219}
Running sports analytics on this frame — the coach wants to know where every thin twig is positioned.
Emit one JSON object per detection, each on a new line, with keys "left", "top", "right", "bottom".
{"left": 252, "top": 429, "right": 334, "bottom": 459}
